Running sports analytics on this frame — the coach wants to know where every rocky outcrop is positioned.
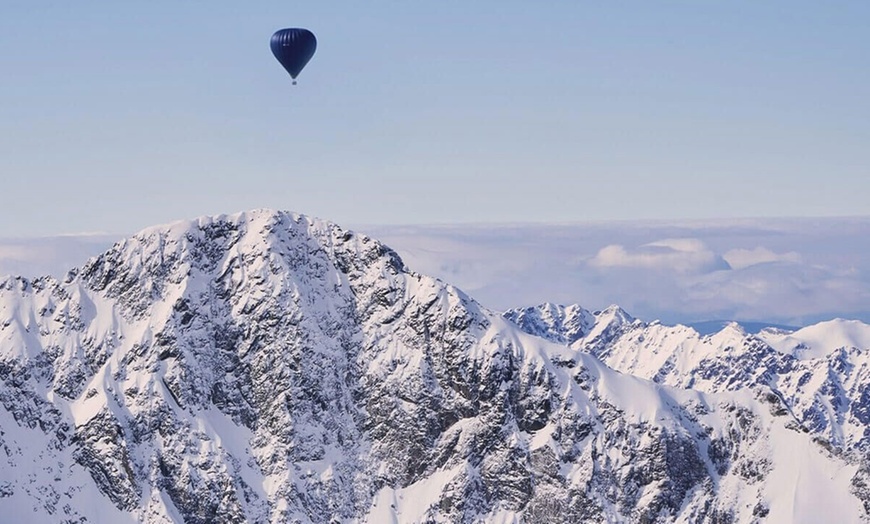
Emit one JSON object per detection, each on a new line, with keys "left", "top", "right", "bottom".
{"left": 0, "top": 210, "right": 865, "bottom": 522}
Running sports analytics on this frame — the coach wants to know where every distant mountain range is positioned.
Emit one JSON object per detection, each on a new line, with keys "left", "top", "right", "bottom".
{"left": 0, "top": 210, "right": 867, "bottom": 522}
{"left": 505, "top": 303, "right": 870, "bottom": 454}
{"left": 685, "top": 320, "right": 800, "bottom": 336}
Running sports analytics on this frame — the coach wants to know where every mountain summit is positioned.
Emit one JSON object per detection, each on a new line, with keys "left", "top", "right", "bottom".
{"left": 0, "top": 210, "right": 867, "bottom": 522}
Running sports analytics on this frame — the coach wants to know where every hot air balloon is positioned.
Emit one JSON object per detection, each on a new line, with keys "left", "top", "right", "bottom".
{"left": 270, "top": 28, "right": 317, "bottom": 85}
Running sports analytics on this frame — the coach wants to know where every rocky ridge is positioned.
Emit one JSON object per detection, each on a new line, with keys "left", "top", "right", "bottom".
{"left": 506, "top": 302, "right": 870, "bottom": 516}
{"left": 0, "top": 210, "right": 865, "bottom": 523}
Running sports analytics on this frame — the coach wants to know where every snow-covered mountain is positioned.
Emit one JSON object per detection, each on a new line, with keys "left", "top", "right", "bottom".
{"left": 505, "top": 303, "right": 870, "bottom": 455}
{"left": 1, "top": 210, "right": 868, "bottom": 523}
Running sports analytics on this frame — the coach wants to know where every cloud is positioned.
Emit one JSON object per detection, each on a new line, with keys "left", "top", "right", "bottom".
{"left": 4, "top": 219, "right": 870, "bottom": 326}
{"left": 0, "top": 235, "right": 118, "bottom": 279}
{"left": 723, "top": 247, "right": 801, "bottom": 270}
{"left": 0, "top": 245, "right": 43, "bottom": 263}
{"left": 589, "top": 238, "right": 730, "bottom": 273}
{"left": 370, "top": 219, "right": 870, "bottom": 325}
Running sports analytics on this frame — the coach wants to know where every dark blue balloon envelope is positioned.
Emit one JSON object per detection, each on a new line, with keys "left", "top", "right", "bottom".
{"left": 270, "top": 28, "right": 317, "bottom": 84}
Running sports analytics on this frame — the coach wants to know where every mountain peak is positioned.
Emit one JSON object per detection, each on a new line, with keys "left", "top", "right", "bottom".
{"left": 594, "top": 304, "right": 635, "bottom": 324}
{"left": 1, "top": 209, "right": 868, "bottom": 522}
{"left": 502, "top": 302, "right": 595, "bottom": 345}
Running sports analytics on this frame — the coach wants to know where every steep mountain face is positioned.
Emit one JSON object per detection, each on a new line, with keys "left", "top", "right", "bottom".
{"left": 505, "top": 304, "right": 870, "bottom": 494}
{"left": 502, "top": 303, "right": 596, "bottom": 346}
{"left": 504, "top": 304, "right": 638, "bottom": 357}
{"left": 0, "top": 210, "right": 867, "bottom": 523}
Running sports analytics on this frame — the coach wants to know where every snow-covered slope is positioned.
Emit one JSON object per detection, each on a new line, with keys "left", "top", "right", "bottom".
{"left": 759, "top": 319, "right": 870, "bottom": 360}
{"left": 506, "top": 303, "right": 870, "bottom": 456}
{"left": 1, "top": 210, "right": 867, "bottom": 522}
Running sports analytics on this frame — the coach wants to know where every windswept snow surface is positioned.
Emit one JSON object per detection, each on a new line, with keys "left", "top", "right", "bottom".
{"left": 0, "top": 210, "right": 868, "bottom": 522}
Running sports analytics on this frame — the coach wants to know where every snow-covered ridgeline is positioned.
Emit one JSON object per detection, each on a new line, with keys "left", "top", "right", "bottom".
{"left": 505, "top": 303, "right": 870, "bottom": 455}
{"left": 0, "top": 209, "right": 866, "bottom": 522}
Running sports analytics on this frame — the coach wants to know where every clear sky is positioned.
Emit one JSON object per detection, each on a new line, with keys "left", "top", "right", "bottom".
{"left": 2, "top": 1, "right": 868, "bottom": 236}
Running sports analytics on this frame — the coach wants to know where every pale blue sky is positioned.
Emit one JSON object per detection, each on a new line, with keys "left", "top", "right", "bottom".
{"left": 2, "top": 1, "right": 868, "bottom": 236}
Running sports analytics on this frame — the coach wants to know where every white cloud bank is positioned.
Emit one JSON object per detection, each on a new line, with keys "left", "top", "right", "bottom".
{"left": 367, "top": 217, "right": 870, "bottom": 326}
{"left": 589, "top": 238, "right": 730, "bottom": 273}
{"left": 2, "top": 217, "right": 869, "bottom": 327}
{"left": 722, "top": 246, "right": 801, "bottom": 270}
{"left": 0, "top": 235, "right": 118, "bottom": 279}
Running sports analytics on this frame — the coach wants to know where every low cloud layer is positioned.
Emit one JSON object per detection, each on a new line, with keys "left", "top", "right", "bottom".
{"left": 2, "top": 218, "right": 869, "bottom": 327}
{"left": 369, "top": 218, "right": 870, "bottom": 326}
{"left": 722, "top": 247, "right": 801, "bottom": 270}
{"left": 0, "top": 235, "right": 118, "bottom": 279}
{"left": 589, "top": 239, "right": 730, "bottom": 273}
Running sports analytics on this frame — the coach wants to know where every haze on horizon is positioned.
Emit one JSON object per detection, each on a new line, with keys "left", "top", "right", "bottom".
{"left": 2, "top": 1, "right": 869, "bottom": 237}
